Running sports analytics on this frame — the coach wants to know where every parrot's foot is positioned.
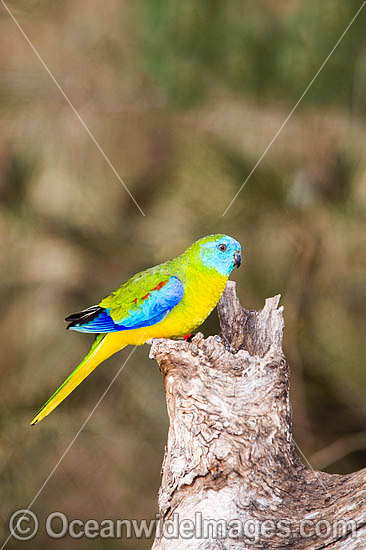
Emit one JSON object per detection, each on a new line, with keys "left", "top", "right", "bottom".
{"left": 173, "top": 333, "right": 195, "bottom": 342}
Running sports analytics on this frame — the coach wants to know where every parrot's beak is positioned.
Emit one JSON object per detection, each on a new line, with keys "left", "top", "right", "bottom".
{"left": 233, "top": 250, "right": 242, "bottom": 269}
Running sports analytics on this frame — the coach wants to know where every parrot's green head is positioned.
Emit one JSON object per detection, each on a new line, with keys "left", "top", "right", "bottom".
{"left": 187, "top": 234, "right": 242, "bottom": 277}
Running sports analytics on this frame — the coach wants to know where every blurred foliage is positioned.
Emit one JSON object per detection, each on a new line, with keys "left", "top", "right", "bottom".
{"left": 0, "top": 1, "right": 365, "bottom": 549}
{"left": 137, "top": 0, "right": 366, "bottom": 108}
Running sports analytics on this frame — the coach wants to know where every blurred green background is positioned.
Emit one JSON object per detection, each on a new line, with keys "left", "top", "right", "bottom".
{"left": 0, "top": 0, "right": 365, "bottom": 548}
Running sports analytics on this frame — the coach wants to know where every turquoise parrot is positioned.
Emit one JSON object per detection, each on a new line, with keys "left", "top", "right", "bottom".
{"left": 31, "top": 234, "right": 242, "bottom": 425}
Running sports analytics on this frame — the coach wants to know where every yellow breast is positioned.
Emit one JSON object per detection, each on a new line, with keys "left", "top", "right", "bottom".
{"left": 160, "top": 270, "right": 228, "bottom": 337}
{"left": 111, "top": 271, "right": 228, "bottom": 347}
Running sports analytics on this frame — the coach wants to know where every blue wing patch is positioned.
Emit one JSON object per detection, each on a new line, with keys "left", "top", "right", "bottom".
{"left": 67, "top": 276, "right": 184, "bottom": 333}
{"left": 67, "top": 310, "right": 120, "bottom": 333}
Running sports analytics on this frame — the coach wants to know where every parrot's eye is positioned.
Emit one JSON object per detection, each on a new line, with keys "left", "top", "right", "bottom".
{"left": 218, "top": 243, "right": 227, "bottom": 252}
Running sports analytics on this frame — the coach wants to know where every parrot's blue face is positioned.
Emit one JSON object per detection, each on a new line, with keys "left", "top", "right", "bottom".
{"left": 199, "top": 234, "right": 242, "bottom": 276}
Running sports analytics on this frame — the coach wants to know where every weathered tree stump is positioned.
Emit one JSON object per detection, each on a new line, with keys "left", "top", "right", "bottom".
{"left": 150, "top": 281, "right": 366, "bottom": 549}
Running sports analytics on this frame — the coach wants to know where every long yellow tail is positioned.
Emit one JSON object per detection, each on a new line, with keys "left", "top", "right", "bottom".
{"left": 31, "top": 333, "right": 127, "bottom": 425}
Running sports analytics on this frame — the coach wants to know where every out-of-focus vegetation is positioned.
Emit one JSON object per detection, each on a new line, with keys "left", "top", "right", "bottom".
{"left": 0, "top": 1, "right": 365, "bottom": 548}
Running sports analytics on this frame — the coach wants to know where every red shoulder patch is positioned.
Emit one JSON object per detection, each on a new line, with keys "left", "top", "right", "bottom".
{"left": 131, "top": 280, "right": 169, "bottom": 305}
{"left": 152, "top": 280, "right": 169, "bottom": 292}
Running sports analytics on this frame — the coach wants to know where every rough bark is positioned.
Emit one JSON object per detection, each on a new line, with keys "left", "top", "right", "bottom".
{"left": 150, "top": 281, "right": 366, "bottom": 550}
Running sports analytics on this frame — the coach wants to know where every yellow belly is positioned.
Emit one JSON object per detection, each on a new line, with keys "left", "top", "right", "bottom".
{"left": 105, "top": 271, "right": 228, "bottom": 348}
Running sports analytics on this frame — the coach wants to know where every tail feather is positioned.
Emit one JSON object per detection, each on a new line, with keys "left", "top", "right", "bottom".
{"left": 31, "top": 334, "right": 126, "bottom": 425}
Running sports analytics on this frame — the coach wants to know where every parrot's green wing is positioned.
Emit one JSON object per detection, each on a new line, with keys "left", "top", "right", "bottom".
{"left": 100, "top": 263, "right": 172, "bottom": 321}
